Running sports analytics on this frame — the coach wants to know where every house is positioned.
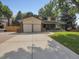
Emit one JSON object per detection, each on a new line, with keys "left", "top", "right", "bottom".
{"left": 21, "top": 16, "right": 62, "bottom": 32}
{"left": 0, "top": 17, "right": 12, "bottom": 31}
{"left": 0, "top": 17, "right": 7, "bottom": 31}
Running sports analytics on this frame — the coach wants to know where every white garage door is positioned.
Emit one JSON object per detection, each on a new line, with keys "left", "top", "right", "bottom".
{"left": 33, "top": 24, "right": 41, "bottom": 32}
{"left": 23, "top": 24, "right": 32, "bottom": 32}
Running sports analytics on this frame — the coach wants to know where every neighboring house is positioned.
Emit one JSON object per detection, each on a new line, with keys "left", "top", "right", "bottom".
{"left": 0, "top": 17, "right": 12, "bottom": 31}
{"left": 0, "top": 18, "right": 7, "bottom": 31}
{"left": 21, "top": 16, "right": 63, "bottom": 32}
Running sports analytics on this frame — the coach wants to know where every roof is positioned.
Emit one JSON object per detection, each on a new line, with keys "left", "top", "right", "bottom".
{"left": 22, "top": 16, "right": 60, "bottom": 24}
{"left": 23, "top": 15, "right": 43, "bottom": 20}
{"left": 23, "top": 16, "right": 42, "bottom": 24}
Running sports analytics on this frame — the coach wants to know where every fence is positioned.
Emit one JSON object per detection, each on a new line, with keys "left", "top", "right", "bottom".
{"left": 6, "top": 26, "right": 20, "bottom": 32}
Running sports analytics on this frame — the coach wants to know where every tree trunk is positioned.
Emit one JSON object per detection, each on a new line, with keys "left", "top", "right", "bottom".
{"left": 7, "top": 18, "right": 10, "bottom": 26}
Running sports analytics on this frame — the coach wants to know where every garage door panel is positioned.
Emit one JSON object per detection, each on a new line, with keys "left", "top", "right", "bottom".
{"left": 23, "top": 25, "right": 32, "bottom": 32}
{"left": 33, "top": 25, "right": 41, "bottom": 32}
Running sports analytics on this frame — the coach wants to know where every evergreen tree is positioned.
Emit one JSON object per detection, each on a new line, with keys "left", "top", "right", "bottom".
{"left": 15, "top": 11, "right": 22, "bottom": 21}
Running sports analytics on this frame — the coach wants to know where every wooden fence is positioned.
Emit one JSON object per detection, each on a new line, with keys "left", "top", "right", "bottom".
{"left": 6, "top": 26, "right": 20, "bottom": 32}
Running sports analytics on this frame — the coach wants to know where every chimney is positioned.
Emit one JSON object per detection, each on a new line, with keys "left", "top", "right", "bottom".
{"left": 48, "top": 17, "right": 51, "bottom": 21}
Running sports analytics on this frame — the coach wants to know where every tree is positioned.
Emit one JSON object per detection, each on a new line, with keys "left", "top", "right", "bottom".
{"left": 39, "top": 1, "right": 54, "bottom": 17}
{"left": 15, "top": 11, "right": 22, "bottom": 21}
{"left": 39, "top": 0, "right": 78, "bottom": 30}
{"left": 2, "top": 5, "right": 12, "bottom": 26}
{"left": 0, "top": 1, "right": 3, "bottom": 10}
{"left": 56, "top": 0, "right": 77, "bottom": 30}
{"left": 60, "top": 12, "right": 76, "bottom": 30}
{"left": 0, "top": 11, "right": 2, "bottom": 17}
{"left": 0, "top": 1, "right": 3, "bottom": 17}
{"left": 26, "top": 12, "right": 33, "bottom": 16}
{"left": 22, "top": 12, "right": 33, "bottom": 18}
{"left": 0, "top": 1, "right": 13, "bottom": 25}
{"left": 15, "top": 11, "right": 22, "bottom": 25}
{"left": 72, "top": 0, "right": 79, "bottom": 8}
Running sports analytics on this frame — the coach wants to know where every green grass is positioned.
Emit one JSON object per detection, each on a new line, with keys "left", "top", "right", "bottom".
{"left": 50, "top": 32, "right": 79, "bottom": 54}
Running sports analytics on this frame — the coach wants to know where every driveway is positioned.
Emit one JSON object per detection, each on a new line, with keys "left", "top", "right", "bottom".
{"left": 0, "top": 32, "right": 15, "bottom": 44}
{"left": 0, "top": 32, "right": 78, "bottom": 59}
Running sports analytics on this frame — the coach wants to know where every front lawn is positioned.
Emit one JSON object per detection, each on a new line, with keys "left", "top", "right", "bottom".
{"left": 50, "top": 32, "right": 79, "bottom": 54}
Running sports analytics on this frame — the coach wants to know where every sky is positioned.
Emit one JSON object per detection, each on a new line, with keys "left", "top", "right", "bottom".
{"left": 76, "top": 14, "right": 79, "bottom": 25}
{"left": 0, "top": 0, "right": 49, "bottom": 15}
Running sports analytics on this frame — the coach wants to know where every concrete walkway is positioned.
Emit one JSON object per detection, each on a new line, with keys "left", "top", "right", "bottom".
{"left": 0, "top": 33, "right": 79, "bottom": 59}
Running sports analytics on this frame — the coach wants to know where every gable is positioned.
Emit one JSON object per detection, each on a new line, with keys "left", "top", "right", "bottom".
{"left": 23, "top": 17, "right": 41, "bottom": 24}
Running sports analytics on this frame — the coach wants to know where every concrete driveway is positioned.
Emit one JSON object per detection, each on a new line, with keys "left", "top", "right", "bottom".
{"left": 0, "top": 32, "right": 79, "bottom": 59}
{"left": 0, "top": 32, "right": 15, "bottom": 44}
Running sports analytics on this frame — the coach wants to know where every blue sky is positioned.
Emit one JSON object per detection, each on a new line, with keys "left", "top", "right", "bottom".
{"left": 0, "top": 0, "right": 49, "bottom": 15}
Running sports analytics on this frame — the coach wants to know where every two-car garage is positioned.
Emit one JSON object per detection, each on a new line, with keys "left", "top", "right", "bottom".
{"left": 23, "top": 17, "right": 41, "bottom": 32}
